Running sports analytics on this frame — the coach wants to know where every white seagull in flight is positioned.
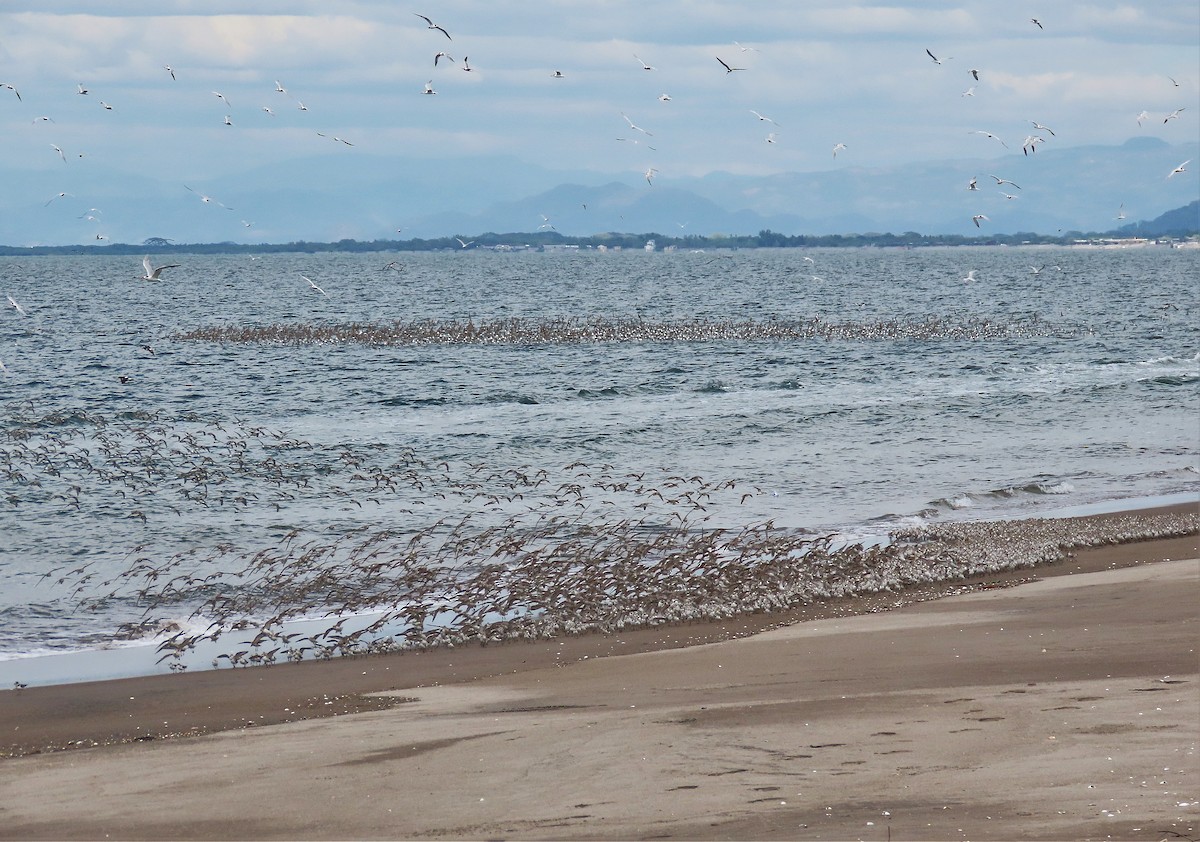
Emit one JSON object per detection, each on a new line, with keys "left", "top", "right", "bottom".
{"left": 1029, "top": 120, "right": 1055, "bottom": 136}
{"left": 7, "top": 295, "right": 27, "bottom": 316}
{"left": 1167, "top": 160, "right": 1189, "bottom": 178}
{"left": 832, "top": 143, "right": 847, "bottom": 157}
{"left": 414, "top": 13, "right": 451, "bottom": 40}
{"left": 972, "top": 214, "right": 989, "bottom": 228}
{"left": 141, "top": 256, "right": 181, "bottom": 281}
{"left": 925, "top": 49, "right": 950, "bottom": 65}
{"left": 301, "top": 275, "right": 329, "bottom": 297}
{"left": 185, "top": 185, "right": 234, "bottom": 210}
{"left": 716, "top": 56, "right": 746, "bottom": 73}
{"left": 633, "top": 54, "right": 655, "bottom": 71}
{"left": 1163, "top": 108, "right": 1185, "bottom": 123}
{"left": 621, "top": 112, "right": 652, "bottom": 135}
{"left": 213, "top": 91, "right": 230, "bottom": 108}
{"left": 970, "top": 130, "right": 1008, "bottom": 148}
{"left": 750, "top": 110, "right": 779, "bottom": 126}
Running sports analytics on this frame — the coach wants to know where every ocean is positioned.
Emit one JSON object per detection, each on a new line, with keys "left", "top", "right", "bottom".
{"left": 0, "top": 245, "right": 1196, "bottom": 684}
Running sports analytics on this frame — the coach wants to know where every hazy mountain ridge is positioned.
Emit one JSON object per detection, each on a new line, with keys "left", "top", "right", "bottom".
{"left": 1, "top": 138, "right": 1195, "bottom": 246}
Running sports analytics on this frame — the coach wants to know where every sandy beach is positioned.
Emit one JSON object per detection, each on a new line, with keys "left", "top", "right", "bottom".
{"left": 0, "top": 511, "right": 1196, "bottom": 841}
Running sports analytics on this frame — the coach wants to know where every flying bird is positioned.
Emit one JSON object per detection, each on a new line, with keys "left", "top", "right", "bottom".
{"left": 434, "top": 52, "right": 454, "bottom": 66}
{"left": 301, "top": 275, "right": 329, "bottom": 297}
{"left": 414, "top": 13, "right": 451, "bottom": 39}
{"left": 77, "top": 83, "right": 89, "bottom": 95}
{"left": 1167, "top": 160, "right": 1189, "bottom": 178}
{"left": 44, "top": 191, "right": 72, "bottom": 205}
{"left": 716, "top": 56, "right": 746, "bottom": 73}
{"left": 1031, "top": 18, "right": 1043, "bottom": 29}
{"left": 970, "top": 130, "right": 1008, "bottom": 148}
{"left": 455, "top": 237, "right": 474, "bottom": 248}
{"left": 750, "top": 110, "right": 779, "bottom": 126}
{"left": 972, "top": 214, "right": 989, "bottom": 228}
{"left": 423, "top": 80, "right": 437, "bottom": 95}
{"left": 832, "top": 143, "right": 847, "bottom": 157}
{"left": 3, "top": 82, "right": 22, "bottom": 100}
{"left": 621, "top": 112, "right": 652, "bottom": 135}
{"left": 6, "top": 295, "right": 27, "bottom": 316}
{"left": 141, "top": 256, "right": 181, "bottom": 281}
{"left": 645, "top": 167, "right": 658, "bottom": 185}
{"left": 1135, "top": 110, "right": 1150, "bottom": 126}
{"left": 967, "top": 177, "right": 978, "bottom": 190}
{"left": 274, "top": 80, "right": 287, "bottom": 94}
{"left": 633, "top": 54, "right": 655, "bottom": 71}
{"left": 961, "top": 87, "right": 975, "bottom": 97}
{"left": 1029, "top": 120, "right": 1055, "bottom": 136}
{"left": 552, "top": 70, "right": 564, "bottom": 79}
{"left": 224, "top": 115, "right": 233, "bottom": 126}
{"left": 185, "top": 185, "right": 233, "bottom": 210}
{"left": 990, "top": 175, "right": 1021, "bottom": 189}
{"left": 925, "top": 48, "right": 950, "bottom": 65}
{"left": 1022, "top": 135, "right": 1045, "bottom": 155}
{"left": 962, "top": 269, "right": 978, "bottom": 281}
{"left": 765, "top": 132, "right": 777, "bottom": 144}
{"left": 734, "top": 41, "right": 760, "bottom": 52}
{"left": 100, "top": 101, "right": 113, "bottom": 110}
{"left": 658, "top": 93, "right": 671, "bottom": 101}
{"left": 213, "top": 91, "right": 230, "bottom": 108}
{"left": 461, "top": 56, "right": 473, "bottom": 72}
{"left": 1115, "top": 204, "right": 1127, "bottom": 220}
{"left": 969, "top": 68, "right": 980, "bottom": 81}
{"left": 1163, "top": 108, "right": 1185, "bottom": 123}
{"left": 50, "top": 144, "right": 66, "bottom": 162}
{"left": 164, "top": 65, "right": 175, "bottom": 81}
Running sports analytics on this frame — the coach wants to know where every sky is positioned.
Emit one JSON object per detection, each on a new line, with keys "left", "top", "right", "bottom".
{"left": 1, "top": 1, "right": 1197, "bottom": 244}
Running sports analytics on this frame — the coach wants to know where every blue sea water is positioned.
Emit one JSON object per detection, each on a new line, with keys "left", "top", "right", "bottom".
{"left": 0, "top": 245, "right": 1196, "bottom": 681}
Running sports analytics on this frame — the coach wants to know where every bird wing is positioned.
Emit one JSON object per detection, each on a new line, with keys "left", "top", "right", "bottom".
{"left": 142, "top": 256, "right": 153, "bottom": 277}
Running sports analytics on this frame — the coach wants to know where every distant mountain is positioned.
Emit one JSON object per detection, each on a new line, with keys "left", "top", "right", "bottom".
{"left": 1116, "top": 199, "right": 1200, "bottom": 237}
{"left": 1, "top": 137, "right": 1196, "bottom": 246}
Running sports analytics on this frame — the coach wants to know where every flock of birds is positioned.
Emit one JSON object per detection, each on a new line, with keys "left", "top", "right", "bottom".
{"left": 7, "top": 400, "right": 1194, "bottom": 673}
{"left": 174, "top": 312, "right": 1086, "bottom": 348}
{"left": 2, "top": 11, "right": 1192, "bottom": 246}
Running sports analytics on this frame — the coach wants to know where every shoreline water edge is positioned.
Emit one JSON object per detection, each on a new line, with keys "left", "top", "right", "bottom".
{"left": 0, "top": 494, "right": 1196, "bottom": 690}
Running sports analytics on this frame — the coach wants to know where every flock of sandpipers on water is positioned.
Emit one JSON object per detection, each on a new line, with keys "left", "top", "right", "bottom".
{"left": 4, "top": 403, "right": 1194, "bottom": 673}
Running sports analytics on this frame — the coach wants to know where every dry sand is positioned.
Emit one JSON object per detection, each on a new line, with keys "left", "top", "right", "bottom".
{"left": 0, "top": 523, "right": 1196, "bottom": 841}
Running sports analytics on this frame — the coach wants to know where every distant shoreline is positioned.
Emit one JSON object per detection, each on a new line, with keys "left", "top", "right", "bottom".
{"left": 1, "top": 229, "right": 1196, "bottom": 257}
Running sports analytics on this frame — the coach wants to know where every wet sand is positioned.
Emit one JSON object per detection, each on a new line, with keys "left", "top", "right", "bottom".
{"left": 0, "top": 511, "right": 1196, "bottom": 840}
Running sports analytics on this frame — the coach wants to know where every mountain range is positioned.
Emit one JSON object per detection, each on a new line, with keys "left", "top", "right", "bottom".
{"left": 2, "top": 136, "right": 1196, "bottom": 247}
